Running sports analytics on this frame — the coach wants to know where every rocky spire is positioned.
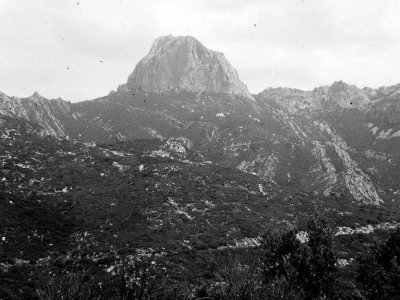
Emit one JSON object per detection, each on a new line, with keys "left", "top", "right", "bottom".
{"left": 125, "top": 35, "right": 253, "bottom": 99}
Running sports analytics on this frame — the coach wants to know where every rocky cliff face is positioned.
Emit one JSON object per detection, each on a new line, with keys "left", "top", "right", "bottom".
{"left": 124, "top": 35, "right": 253, "bottom": 99}
{"left": 255, "top": 82, "right": 400, "bottom": 205}
{"left": 366, "top": 83, "right": 400, "bottom": 125}
{"left": 0, "top": 91, "right": 70, "bottom": 137}
{"left": 259, "top": 81, "right": 371, "bottom": 114}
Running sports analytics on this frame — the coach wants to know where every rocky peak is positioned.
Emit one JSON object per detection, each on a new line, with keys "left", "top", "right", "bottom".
{"left": 324, "top": 81, "right": 370, "bottom": 109}
{"left": 257, "top": 81, "right": 373, "bottom": 113}
{"left": 0, "top": 90, "right": 70, "bottom": 137}
{"left": 148, "top": 34, "right": 182, "bottom": 54}
{"left": 29, "top": 91, "right": 45, "bottom": 101}
{"left": 125, "top": 35, "right": 253, "bottom": 99}
{"left": 329, "top": 80, "right": 350, "bottom": 92}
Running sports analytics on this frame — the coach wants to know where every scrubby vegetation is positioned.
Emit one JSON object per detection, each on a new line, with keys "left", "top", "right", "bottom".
{"left": 1, "top": 116, "right": 400, "bottom": 299}
{"left": 1, "top": 213, "right": 399, "bottom": 299}
{"left": 357, "top": 227, "right": 400, "bottom": 300}
{"left": 262, "top": 213, "right": 339, "bottom": 300}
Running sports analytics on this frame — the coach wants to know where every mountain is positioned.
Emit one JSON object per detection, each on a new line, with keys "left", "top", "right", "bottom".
{"left": 123, "top": 35, "right": 252, "bottom": 99}
{"left": 1, "top": 61, "right": 400, "bottom": 207}
{"left": 2, "top": 34, "right": 400, "bottom": 298}
{"left": 1, "top": 35, "right": 400, "bottom": 207}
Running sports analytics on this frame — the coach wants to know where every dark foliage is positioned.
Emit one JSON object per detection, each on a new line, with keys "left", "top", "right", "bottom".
{"left": 262, "top": 226, "right": 303, "bottom": 299}
{"left": 35, "top": 256, "right": 168, "bottom": 300}
{"left": 261, "top": 213, "right": 339, "bottom": 300}
{"left": 300, "top": 213, "right": 339, "bottom": 300}
{"left": 205, "top": 249, "right": 263, "bottom": 300}
{"left": 357, "top": 228, "right": 400, "bottom": 300}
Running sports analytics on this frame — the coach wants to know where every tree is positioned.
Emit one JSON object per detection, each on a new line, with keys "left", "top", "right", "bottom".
{"left": 262, "top": 225, "right": 303, "bottom": 299}
{"left": 299, "top": 212, "right": 339, "bottom": 300}
{"left": 261, "top": 212, "right": 339, "bottom": 300}
{"left": 357, "top": 228, "right": 400, "bottom": 300}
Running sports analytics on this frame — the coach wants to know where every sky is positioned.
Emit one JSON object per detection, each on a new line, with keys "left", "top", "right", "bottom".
{"left": 1, "top": 0, "right": 400, "bottom": 102}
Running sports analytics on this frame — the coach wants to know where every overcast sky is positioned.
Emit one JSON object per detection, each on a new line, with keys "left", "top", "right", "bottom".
{"left": 1, "top": 0, "right": 400, "bottom": 102}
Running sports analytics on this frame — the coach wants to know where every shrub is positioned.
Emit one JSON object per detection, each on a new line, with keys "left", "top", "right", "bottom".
{"left": 36, "top": 272, "right": 99, "bottom": 300}
{"left": 35, "top": 255, "right": 168, "bottom": 300}
{"left": 261, "top": 225, "right": 303, "bottom": 299}
{"left": 261, "top": 212, "right": 339, "bottom": 300}
{"left": 357, "top": 228, "right": 400, "bottom": 300}
{"left": 206, "top": 249, "right": 263, "bottom": 300}
{"left": 299, "top": 212, "right": 339, "bottom": 300}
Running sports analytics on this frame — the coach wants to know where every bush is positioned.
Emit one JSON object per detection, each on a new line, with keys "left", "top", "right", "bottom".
{"left": 261, "top": 212, "right": 339, "bottom": 300}
{"left": 262, "top": 225, "right": 303, "bottom": 299}
{"left": 299, "top": 212, "right": 339, "bottom": 300}
{"left": 357, "top": 228, "right": 400, "bottom": 300}
{"left": 35, "top": 255, "right": 168, "bottom": 300}
{"left": 36, "top": 272, "right": 99, "bottom": 300}
{"left": 206, "top": 249, "right": 263, "bottom": 300}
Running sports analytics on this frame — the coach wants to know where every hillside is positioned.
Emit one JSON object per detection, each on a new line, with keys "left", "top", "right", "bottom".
{"left": 1, "top": 112, "right": 400, "bottom": 298}
{"left": 2, "top": 83, "right": 400, "bottom": 206}
{"left": 1, "top": 35, "right": 400, "bottom": 298}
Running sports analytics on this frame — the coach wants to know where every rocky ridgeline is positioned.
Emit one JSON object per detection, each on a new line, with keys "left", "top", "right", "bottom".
{"left": 1, "top": 35, "right": 400, "bottom": 207}
{"left": 367, "top": 83, "right": 400, "bottom": 125}
{"left": 258, "top": 80, "right": 373, "bottom": 113}
{"left": 0, "top": 91, "right": 70, "bottom": 137}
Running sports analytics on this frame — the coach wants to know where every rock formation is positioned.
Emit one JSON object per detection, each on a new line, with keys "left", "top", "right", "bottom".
{"left": 125, "top": 35, "right": 253, "bottom": 99}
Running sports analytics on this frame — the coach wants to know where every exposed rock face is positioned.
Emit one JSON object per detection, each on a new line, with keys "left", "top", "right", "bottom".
{"left": 367, "top": 83, "right": 400, "bottom": 125}
{"left": 125, "top": 35, "right": 253, "bottom": 99}
{"left": 318, "top": 81, "right": 370, "bottom": 109}
{"left": 313, "top": 121, "right": 383, "bottom": 205}
{"left": 0, "top": 91, "right": 70, "bottom": 137}
{"left": 259, "top": 81, "right": 372, "bottom": 114}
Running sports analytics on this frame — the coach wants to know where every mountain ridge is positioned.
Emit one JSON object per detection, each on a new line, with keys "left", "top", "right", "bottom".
{"left": 1, "top": 35, "right": 400, "bottom": 207}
